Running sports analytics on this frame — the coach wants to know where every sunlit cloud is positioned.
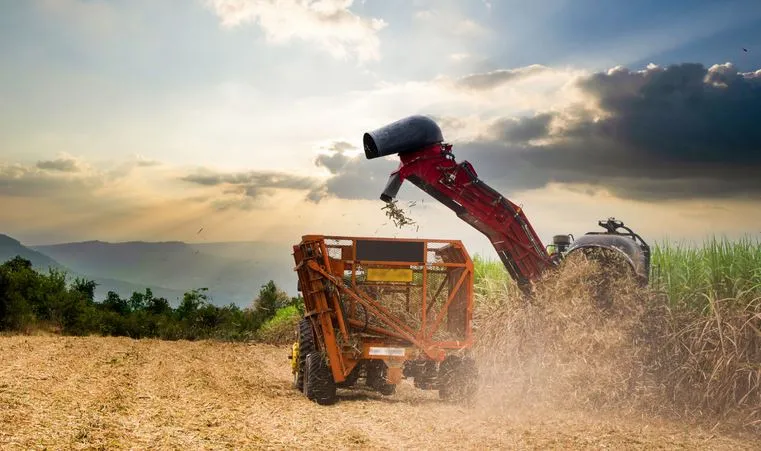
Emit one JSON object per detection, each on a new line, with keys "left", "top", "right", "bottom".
{"left": 205, "top": 0, "right": 388, "bottom": 62}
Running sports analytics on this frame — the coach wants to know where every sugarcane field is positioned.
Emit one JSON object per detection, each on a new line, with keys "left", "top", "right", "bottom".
{"left": 2, "top": 1, "right": 761, "bottom": 449}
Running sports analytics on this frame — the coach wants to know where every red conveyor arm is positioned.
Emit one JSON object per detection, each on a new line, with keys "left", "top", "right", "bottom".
{"left": 388, "top": 143, "right": 556, "bottom": 290}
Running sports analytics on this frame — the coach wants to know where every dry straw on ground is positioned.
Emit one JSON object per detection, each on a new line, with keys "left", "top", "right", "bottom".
{"left": 1, "top": 335, "right": 757, "bottom": 450}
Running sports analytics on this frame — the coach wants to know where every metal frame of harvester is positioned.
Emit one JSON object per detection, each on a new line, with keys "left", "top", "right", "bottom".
{"left": 291, "top": 235, "right": 477, "bottom": 405}
{"left": 291, "top": 115, "right": 651, "bottom": 405}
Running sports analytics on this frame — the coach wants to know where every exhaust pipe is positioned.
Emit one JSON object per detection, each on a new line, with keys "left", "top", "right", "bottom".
{"left": 363, "top": 115, "right": 444, "bottom": 159}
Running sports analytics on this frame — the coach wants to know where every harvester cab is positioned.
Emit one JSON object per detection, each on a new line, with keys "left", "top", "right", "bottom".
{"left": 291, "top": 235, "right": 478, "bottom": 405}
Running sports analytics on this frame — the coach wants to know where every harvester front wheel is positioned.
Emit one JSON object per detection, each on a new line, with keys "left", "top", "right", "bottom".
{"left": 295, "top": 318, "right": 316, "bottom": 392}
{"left": 304, "top": 352, "right": 337, "bottom": 405}
{"left": 438, "top": 355, "right": 478, "bottom": 404}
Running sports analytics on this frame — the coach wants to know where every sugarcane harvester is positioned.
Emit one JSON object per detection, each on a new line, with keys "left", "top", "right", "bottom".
{"left": 290, "top": 115, "right": 650, "bottom": 406}
{"left": 363, "top": 115, "right": 651, "bottom": 294}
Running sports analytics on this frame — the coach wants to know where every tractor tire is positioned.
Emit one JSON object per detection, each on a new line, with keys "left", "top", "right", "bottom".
{"left": 304, "top": 352, "right": 337, "bottom": 405}
{"left": 336, "top": 362, "right": 362, "bottom": 388}
{"left": 365, "top": 360, "right": 396, "bottom": 396}
{"left": 295, "top": 318, "right": 315, "bottom": 392}
{"left": 438, "top": 355, "right": 478, "bottom": 403}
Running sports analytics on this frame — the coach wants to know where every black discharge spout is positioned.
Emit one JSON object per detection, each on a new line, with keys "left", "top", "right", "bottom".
{"left": 363, "top": 115, "right": 444, "bottom": 159}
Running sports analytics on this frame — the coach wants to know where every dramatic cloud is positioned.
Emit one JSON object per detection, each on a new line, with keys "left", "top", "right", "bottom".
{"left": 313, "top": 141, "right": 357, "bottom": 174}
{"left": 489, "top": 113, "right": 555, "bottom": 143}
{"left": 36, "top": 156, "right": 82, "bottom": 172}
{"left": 309, "top": 62, "right": 761, "bottom": 203}
{"left": 0, "top": 162, "right": 101, "bottom": 197}
{"left": 572, "top": 63, "right": 761, "bottom": 165}
{"left": 180, "top": 168, "right": 320, "bottom": 210}
{"left": 134, "top": 154, "right": 161, "bottom": 167}
{"left": 455, "top": 64, "right": 549, "bottom": 91}
{"left": 521, "top": 62, "right": 761, "bottom": 200}
{"left": 205, "top": 0, "right": 388, "bottom": 62}
{"left": 308, "top": 141, "right": 397, "bottom": 202}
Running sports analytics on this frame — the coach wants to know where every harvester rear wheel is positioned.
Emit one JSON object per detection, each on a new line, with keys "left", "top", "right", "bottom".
{"left": 336, "top": 362, "right": 361, "bottom": 388}
{"left": 304, "top": 352, "right": 337, "bottom": 405}
{"left": 438, "top": 355, "right": 478, "bottom": 403}
{"left": 365, "top": 360, "right": 396, "bottom": 396}
{"left": 295, "top": 318, "right": 315, "bottom": 392}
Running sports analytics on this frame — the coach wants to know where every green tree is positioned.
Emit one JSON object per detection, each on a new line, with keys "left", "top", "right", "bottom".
{"left": 176, "top": 288, "right": 208, "bottom": 321}
{"left": 145, "top": 295, "right": 172, "bottom": 316}
{"left": 129, "top": 290, "right": 146, "bottom": 312}
{"left": 102, "top": 291, "right": 130, "bottom": 316}
{"left": 72, "top": 278, "right": 98, "bottom": 304}
{"left": 251, "top": 280, "right": 290, "bottom": 328}
{"left": 0, "top": 261, "right": 34, "bottom": 330}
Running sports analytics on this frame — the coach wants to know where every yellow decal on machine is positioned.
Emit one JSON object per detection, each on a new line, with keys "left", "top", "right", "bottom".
{"left": 366, "top": 268, "right": 413, "bottom": 282}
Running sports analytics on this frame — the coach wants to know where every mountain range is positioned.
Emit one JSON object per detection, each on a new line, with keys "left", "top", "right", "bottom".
{"left": 0, "top": 234, "right": 297, "bottom": 307}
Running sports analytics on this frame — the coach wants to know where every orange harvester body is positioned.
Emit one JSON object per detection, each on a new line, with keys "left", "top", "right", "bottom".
{"left": 291, "top": 235, "right": 477, "bottom": 404}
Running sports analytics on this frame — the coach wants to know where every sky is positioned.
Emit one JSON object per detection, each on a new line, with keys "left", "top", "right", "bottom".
{"left": 1, "top": 0, "right": 761, "bottom": 257}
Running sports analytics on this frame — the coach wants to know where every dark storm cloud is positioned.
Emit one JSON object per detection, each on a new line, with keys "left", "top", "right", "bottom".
{"left": 180, "top": 169, "right": 319, "bottom": 209}
{"left": 455, "top": 64, "right": 548, "bottom": 91}
{"left": 309, "top": 140, "right": 399, "bottom": 202}
{"left": 573, "top": 63, "right": 761, "bottom": 165}
{"left": 313, "top": 141, "right": 356, "bottom": 174}
{"left": 490, "top": 113, "right": 556, "bottom": 143}
{"left": 181, "top": 171, "right": 315, "bottom": 191}
{"left": 36, "top": 157, "right": 81, "bottom": 172}
{"left": 456, "top": 62, "right": 761, "bottom": 201}
{"left": 309, "top": 62, "right": 761, "bottom": 203}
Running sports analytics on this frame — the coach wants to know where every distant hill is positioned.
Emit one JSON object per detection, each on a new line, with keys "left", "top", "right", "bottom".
{"left": 0, "top": 234, "right": 66, "bottom": 272}
{"left": 32, "top": 240, "right": 297, "bottom": 307}
{"left": 0, "top": 234, "right": 188, "bottom": 304}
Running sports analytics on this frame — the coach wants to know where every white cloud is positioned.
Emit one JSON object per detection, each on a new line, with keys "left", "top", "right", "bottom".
{"left": 414, "top": 8, "right": 489, "bottom": 38}
{"left": 144, "top": 63, "right": 587, "bottom": 176}
{"left": 205, "top": 0, "right": 388, "bottom": 63}
{"left": 450, "top": 53, "right": 471, "bottom": 62}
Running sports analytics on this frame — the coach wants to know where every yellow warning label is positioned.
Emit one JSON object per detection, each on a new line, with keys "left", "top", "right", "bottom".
{"left": 366, "top": 268, "right": 413, "bottom": 282}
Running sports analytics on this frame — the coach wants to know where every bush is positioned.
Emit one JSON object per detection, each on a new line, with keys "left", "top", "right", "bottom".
{"left": 0, "top": 255, "right": 300, "bottom": 343}
{"left": 255, "top": 305, "right": 301, "bottom": 345}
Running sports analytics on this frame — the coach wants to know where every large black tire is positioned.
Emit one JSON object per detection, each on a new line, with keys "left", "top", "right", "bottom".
{"left": 295, "top": 318, "right": 315, "bottom": 391}
{"left": 438, "top": 355, "right": 478, "bottom": 403}
{"left": 336, "top": 362, "right": 361, "bottom": 388}
{"left": 304, "top": 352, "right": 337, "bottom": 405}
{"left": 365, "top": 360, "right": 396, "bottom": 396}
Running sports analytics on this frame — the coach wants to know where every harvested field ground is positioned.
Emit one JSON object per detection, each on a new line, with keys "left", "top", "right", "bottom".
{"left": 1, "top": 336, "right": 759, "bottom": 450}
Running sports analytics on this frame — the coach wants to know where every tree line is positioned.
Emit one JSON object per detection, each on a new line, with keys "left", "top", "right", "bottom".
{"left": 0, "top": 255, "right": 303, "bottom": 341}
